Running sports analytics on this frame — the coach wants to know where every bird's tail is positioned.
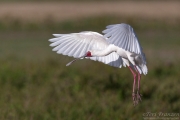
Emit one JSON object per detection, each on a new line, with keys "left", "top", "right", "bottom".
{"left": 141, "top": 64, "right": 148, "bottom": 75}
{"left": 136, "top": 64, "right": 148, "bottom": 75}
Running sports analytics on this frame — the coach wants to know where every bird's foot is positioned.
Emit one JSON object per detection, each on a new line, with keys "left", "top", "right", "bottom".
{"left": 136, "top": 91, "right": 142, "bottom": 105}
{"left": 132, "top": 91, "right": 142, "bottom": 106}
{"left": 132, "top": 92, "right": 136, "bottom": 106}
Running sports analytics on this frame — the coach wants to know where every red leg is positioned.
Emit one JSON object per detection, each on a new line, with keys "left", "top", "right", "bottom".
{"left": 134, "top": 67, "right": 141, "bottom": 92}
{"left": 128, "top": 66, "right": 137, "bottom": 105}
{"left": 134, "top": 66, "right": 142, "bottom": 102}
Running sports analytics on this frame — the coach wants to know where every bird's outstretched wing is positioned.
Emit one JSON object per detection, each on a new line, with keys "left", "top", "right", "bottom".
{"left": 102, "top": 23, "right": 146, "bottom": 64}
{"left": 49, "top": 31, "right": 123, "bottom": 68}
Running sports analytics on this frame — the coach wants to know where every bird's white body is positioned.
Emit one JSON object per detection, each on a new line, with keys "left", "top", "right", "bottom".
{"left": 49, "top": 23, "right": 147, "bottom": 105}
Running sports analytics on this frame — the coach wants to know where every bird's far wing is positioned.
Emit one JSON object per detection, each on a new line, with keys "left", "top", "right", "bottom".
{"left": 49, "top": 31, "right": 123, "bottom": 68}
{"left": 102, "top": 23, "right": 146, "bottom": 64}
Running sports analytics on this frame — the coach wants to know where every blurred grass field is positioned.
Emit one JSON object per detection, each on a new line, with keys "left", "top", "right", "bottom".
{"left": 0, "top": 6, "right": 180, "bottom": 120}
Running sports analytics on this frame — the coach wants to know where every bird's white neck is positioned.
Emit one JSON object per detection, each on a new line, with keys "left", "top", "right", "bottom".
{"left": 90, "top": 44, "right": 128, "bottom": 59}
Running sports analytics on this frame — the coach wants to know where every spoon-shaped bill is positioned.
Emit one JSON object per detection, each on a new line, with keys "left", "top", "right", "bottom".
{"left": 66, "top": 55, "right": 86, "bottom": 66}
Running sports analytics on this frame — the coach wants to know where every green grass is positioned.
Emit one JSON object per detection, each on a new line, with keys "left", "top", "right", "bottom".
{"left": 0, "top": 16, "right": 180, "bottom": 119}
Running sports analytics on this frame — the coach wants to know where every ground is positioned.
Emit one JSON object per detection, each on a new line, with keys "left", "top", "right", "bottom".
{"left": 0, "top": 1, "right": 180, "bottom": 22}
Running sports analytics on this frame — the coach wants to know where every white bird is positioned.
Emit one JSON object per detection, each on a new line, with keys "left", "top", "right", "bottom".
{"left": 49, "top": 23, "right": 147, "bottom": 105}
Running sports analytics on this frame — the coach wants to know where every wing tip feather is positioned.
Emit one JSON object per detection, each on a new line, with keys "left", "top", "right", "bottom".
{"left": 53, "top": 34, "right": 64, "bottom": 37}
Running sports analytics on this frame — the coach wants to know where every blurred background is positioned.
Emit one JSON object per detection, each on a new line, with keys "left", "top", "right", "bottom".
{"left": 0, "top": 0, "right": 180, "bottom": 119}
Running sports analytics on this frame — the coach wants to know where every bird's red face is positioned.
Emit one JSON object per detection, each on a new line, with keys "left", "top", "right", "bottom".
{"left": 86, "top": 51, "right": 92, "bottom": 57}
